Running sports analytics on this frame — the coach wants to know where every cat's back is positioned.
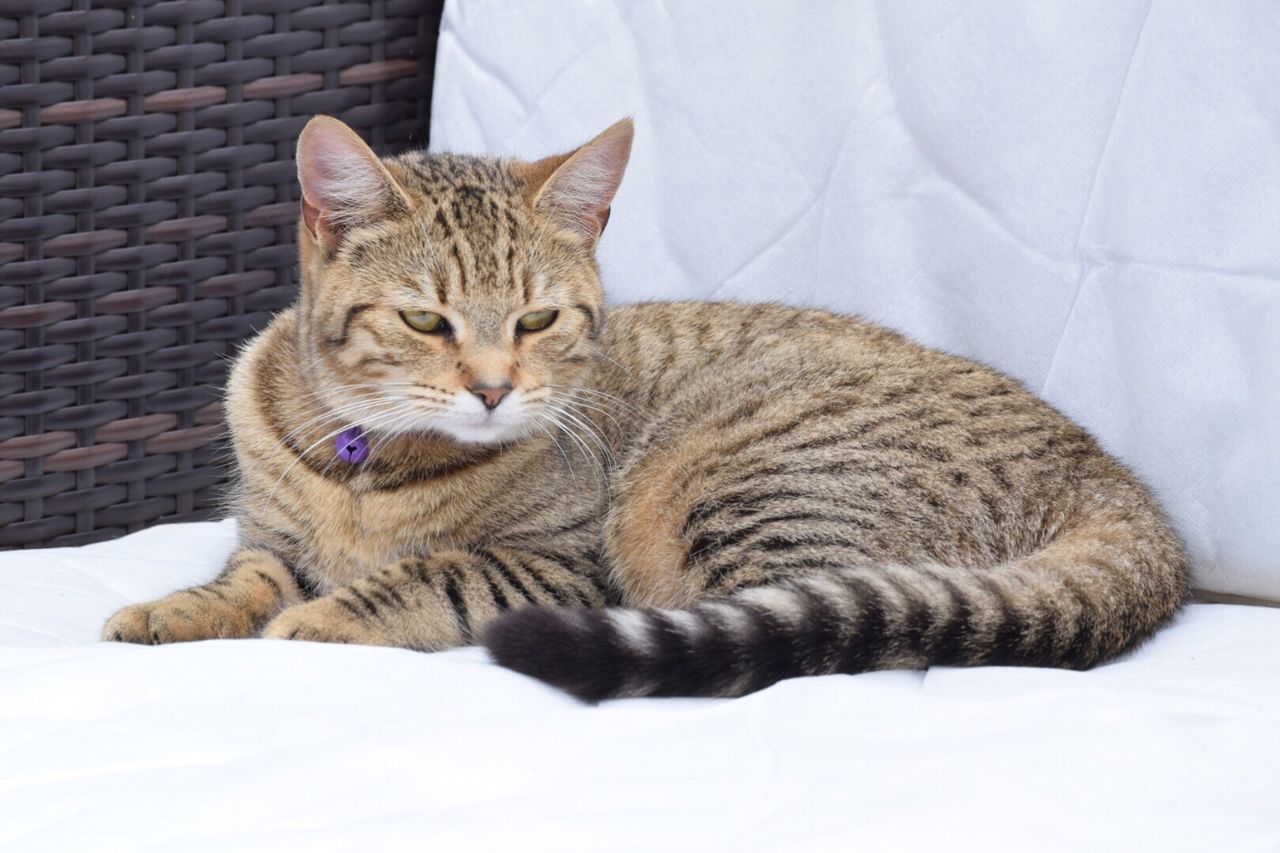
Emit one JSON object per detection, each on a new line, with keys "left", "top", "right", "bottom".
{"left": 593, "top": 300, "right": 1118, "bottom": 524}
{"left": 596, "top": 300, "right": 1038, "bottom": 414}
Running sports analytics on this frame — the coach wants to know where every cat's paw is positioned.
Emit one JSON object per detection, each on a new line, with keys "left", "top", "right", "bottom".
{"left": 260, "top": 596, "right": 388, "bottom": 646}
{"left": 101, "top": 595, "right": 253, "bottom": 644}
{"left": 101, "top": 603, "right": 157, "bottom": 643}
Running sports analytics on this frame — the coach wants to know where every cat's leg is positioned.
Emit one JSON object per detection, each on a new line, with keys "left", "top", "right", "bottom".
{"left": 260, "top": 546, "right": 609, "bottom": 649}
{"left": 102, "top": 549, "right": 303, "bottom": 644}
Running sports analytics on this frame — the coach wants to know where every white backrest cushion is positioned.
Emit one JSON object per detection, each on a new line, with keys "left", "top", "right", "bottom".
{"left": 430, "top": 1, "right": 1280, "bottom": 600}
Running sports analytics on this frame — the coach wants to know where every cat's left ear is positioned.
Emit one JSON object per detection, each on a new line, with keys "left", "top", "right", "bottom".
{"left": 297, "top": 115, "right": 411, "bottom": 252}
{"left": 520, "top": 118, "right": 634, "bottom": 244}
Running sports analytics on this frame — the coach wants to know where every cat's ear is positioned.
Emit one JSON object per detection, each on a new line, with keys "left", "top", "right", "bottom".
{"left": 520, "top": 118, "right": 634, "bottom": 244}
{"left": 297, "top": 115, "right": 410, "bottom": 251}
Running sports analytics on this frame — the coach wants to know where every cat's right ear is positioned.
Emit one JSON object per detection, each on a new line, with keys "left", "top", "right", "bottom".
{"left": 296, "top": 116, "right": 410, "bottom": 253}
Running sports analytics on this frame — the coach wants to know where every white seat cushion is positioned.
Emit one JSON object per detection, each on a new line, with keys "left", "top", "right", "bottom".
{"left": 1, "top": 520, "right": 1277, "bottom": 850}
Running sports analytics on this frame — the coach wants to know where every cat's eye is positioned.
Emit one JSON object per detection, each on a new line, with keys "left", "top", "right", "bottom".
{"left": 517, "top": 310, "right": 558, "bottom": 333}
{"left": 401, "top": 310, "right": 449, "bottom": 334}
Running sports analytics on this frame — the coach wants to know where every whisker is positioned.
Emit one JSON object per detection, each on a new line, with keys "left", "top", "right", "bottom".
{"left": 544, "top": 383, "right": 646, "bottom": 417}
{"left": 263, "top": 400, "right": 423, "bottom": 503}
{"left": 529, "top": 417, "right": 581, "bottom": 492}
{"left": 546, "top": 401, "right": 615, "bottom": 465}
{"left": 306, "top": 401, "right": 427, "bottom": 483}
{"left": 535, "top": 410, "right": 603, "bottom": 490}
{"left": 538, "top": 406, "right": 609, "bottom": 488}
{"left": 275, "top": 396, "right": 387, "bottom": 445}
{"left": 584, "top": 345, "right": 633, "bottom": 377}
{"left": 558, "top": 394, "right": 626, "bottom": 434}
{"left": 363, "top": 407, "right": 429, "bottom": 462}
{"left": 281, "top": 382, "right": 450, "bottom": 449}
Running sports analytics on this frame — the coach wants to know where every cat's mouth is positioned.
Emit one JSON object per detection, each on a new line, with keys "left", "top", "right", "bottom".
{"left": 434, "top": 413, "right": 532, "bottom": 445}
{"left": 397, "top": 389, "right": 537, "bottom": 446}
{"left": 334, "top": 385, "right": 550, "bottom": 447}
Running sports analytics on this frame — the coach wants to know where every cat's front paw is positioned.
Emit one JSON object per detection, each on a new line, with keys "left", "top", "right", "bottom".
{"left": 101, "top": 596, "right": 248, "bottom": 644}
{"left": 260, "top": 596, "right": 389, "bottom": 646}
{"left": 102, "top": 603, "right": 156, "bottom": 643}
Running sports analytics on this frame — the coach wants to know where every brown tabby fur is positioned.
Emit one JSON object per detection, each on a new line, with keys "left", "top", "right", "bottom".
{"left": 103, "top": 116, "right": 1188, "bottom": 700}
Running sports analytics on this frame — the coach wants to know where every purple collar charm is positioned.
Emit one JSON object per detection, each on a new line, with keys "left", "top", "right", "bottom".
{"left": 336, "top": 426, "right": 369, "bottom": 465}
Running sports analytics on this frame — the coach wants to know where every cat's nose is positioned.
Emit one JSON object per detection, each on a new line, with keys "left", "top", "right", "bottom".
{"left": 469, "top": 382, "right": 512, "bottom": 411}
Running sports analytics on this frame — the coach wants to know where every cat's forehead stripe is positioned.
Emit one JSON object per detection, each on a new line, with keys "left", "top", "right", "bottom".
{"left": 334, "top": 149, "right": 599, "bottom": 313}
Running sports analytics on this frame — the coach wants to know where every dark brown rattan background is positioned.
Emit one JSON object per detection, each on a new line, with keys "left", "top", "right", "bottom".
{"left": 0, "top": 0, "right": 445, "bottom": 548}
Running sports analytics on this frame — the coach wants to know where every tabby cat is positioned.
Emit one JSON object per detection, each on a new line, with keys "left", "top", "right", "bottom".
{"left": 102, "top": 116, "right": 1188, "bottom": 700}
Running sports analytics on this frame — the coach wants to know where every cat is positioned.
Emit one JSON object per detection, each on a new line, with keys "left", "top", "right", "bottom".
{"left": 102, "top": 115, "right": 1188, "bottom": 700}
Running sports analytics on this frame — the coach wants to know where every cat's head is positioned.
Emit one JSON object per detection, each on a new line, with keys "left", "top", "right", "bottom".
{"left": 292, "top": 116, "right": 633, "bottom": 445}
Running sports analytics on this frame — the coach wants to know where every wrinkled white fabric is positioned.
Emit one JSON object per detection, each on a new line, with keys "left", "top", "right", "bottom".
{"left": 429, "top": 0, "right": 1280, "bottom": 600}
{"left": 0, "top": 520, "right": 1277, "bottom": 851}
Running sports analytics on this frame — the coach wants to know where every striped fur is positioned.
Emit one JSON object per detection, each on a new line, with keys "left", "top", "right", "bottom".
{"left": 103, "top": 116, "right": 1188, "bottom": 700}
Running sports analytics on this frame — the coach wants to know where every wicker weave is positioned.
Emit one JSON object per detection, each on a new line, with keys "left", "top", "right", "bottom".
{"left": 0, "top": 0, "right": 445, "bottom": 548}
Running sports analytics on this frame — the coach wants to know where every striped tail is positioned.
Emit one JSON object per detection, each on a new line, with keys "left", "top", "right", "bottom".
{"left": 482, "top": 518, "right": 1188, "bottom": 701}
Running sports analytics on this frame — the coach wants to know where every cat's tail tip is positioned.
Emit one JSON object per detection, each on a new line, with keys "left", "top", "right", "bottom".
{"left": 482, "top": 606, "right": 623, "bottom": 703}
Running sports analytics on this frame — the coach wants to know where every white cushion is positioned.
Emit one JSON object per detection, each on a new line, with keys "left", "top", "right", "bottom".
{"left": 1, "top": 520, "right": 1278, "bottom": 850}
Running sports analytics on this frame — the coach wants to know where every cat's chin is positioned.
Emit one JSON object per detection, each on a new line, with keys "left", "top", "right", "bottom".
{"left": 423, "top": 419, "right": 534, "bottom": 447}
